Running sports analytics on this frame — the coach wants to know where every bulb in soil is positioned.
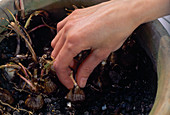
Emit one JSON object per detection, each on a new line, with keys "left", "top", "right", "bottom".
{"left": 65, "top": 86, "right": 85, "bottom": 102}
{"left": 0, "top": 88, "right": 14, "bottom": 104}
{"left": 25, "top": 95, "right": 44, "bottom": 110}
{"left": 44, "top": 77, "right": 57, "bottom": 94}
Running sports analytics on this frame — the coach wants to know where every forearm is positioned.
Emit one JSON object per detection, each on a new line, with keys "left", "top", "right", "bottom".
{"left": 130, "top": 0, "right": 170, "bottom": 24}
{"left": 104, "top": 0, "right": 170, "bottom": 30}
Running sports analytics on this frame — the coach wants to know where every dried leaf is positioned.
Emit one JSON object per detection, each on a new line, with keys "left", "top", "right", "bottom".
{"left": 9, "top": 22, "right": 37, "bottom": 63}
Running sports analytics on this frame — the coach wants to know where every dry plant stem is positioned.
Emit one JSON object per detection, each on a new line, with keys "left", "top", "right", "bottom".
{"left": 9, "top": 22, "right": 37, "bottom": 63}
{"left": 18, "top": 62, "right": 33, "bottom": 89}
{"left": 24, "top": 14, "right": 33, "bottom": 29}
{"left": 88, "top": 84, "right": 100, "bottom": 92}
{"left": 1, "top": 73, "right": 7, "bottom": 81}
{"left": 8, "top": 31, "right": 16, "bottom": 37}
{"left": 18, "top": 62, "right": 29, "bottom": 78}
{"left": 81, "top": 6, "right": 85, "bottom": 8}
{"left": 26, "top": 69, "right": 33, "bottom": 78}
{"left": 70, "top": 71, "right": 78, "bottom": 87}
{"left": 41, "top": 18, "right": 56, "bottom": 30}
{"left": 0, "top": 64, "right": 21, "bottom": 69}
{"left": 6, "top": 9, "right": 17, "bottom": 23}
{"left": 72, "top": 5, "right": 78, "bottom": 9}
{"left": 65, "top": 5, "right": 83, "bottom": 15}
{"left": 20, "top": 0, "right": 25, "bottom": 19}
{"left": 20, "top": 25, "right": 32, "bottom": 44}
{"left": 0, "top": 25, "right": 12, "bottom": 30}
{"left": 0, "top": 100, "right": 33, "bottom": 115}
{"left": 16, "top": 72, "right": 36, "bottom": 91}
{"left": 33, "top": 69, "right": 37, "bottom": 78}
{"left": 13, "top": 86, "right": 32, "bottom": 94}
{"left": 15, "top": 34, "right": 20, "bottom": 55}
{"left": 18, "top": 108, "right": 33, "bottom": 115}
{"left": 14, "top": 0, "right": 21, "bottom": 11}
{"left": 65, "top": 8, "right": 73, "bottom": 12}
{"left": 28, "top": 24, "right": 46, "bottom": 33}
{"left": 6, "top": 8, "right": 32, "bottom": 44}
{"left": 40, "top": 68, "right": 44, "bottom": 78}
{"left": 24, "top": 10, "right": 46, "bottom": 29}
{"left": 10, "top": 54, "right": 28, "bottom": 61}
{"left": 0, "top": 100, "right": 19, "bottom": 112}
{"left": 22, "top": 82, "right": 27, "bottom": 90}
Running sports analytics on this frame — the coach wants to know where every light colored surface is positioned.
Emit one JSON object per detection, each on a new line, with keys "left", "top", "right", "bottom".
{"left": 159, "top": 15, "right": 170, "bottom": 35}
{"left": 150, "top": 35, "right": 170, "bottom": 115}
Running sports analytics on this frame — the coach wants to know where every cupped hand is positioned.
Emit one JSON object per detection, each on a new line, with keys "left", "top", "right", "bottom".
{"left": 51, "top": 0, "right": 143, "bottom": 89}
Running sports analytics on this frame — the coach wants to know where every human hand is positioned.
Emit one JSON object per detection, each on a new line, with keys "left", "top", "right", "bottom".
{"left": 51, "top": 0, "right": 143, "bottom": 89}
{"left": 51, "top": 0, "right": 170, "bottom": 89}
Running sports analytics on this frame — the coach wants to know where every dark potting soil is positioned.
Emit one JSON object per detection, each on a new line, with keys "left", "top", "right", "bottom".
{"left": 0, "top": 10, "right": 157, "bottom": 115}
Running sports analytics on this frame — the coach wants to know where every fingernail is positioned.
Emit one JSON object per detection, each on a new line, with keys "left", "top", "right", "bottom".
{"left": 79, "top": 78, "right": 87, "bottom": 88}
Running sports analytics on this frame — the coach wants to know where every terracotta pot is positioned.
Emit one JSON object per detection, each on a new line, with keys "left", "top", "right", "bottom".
{"left": 0, "top": 0, "right": 169, "bottom": 114}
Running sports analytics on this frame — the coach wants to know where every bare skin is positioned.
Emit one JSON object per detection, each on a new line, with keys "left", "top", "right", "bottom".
{"left": 51, "top": 0, "right": 170, "bottom": 89}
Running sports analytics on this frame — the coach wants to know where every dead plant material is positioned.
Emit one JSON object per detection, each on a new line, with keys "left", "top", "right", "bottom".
{"left": 9, "top": 22, "right": 37, "bottom": 62}
{"left": 0, "top": 100, "right": 33, "bottom": 115}
{"left": 25, "top": 10, "right": 48, "bottom": 29}
{"left": 25, "top": 95, "right": 44, "bottom": 110}
{"left": 0, "top": 88, "right": 14, "bottom": 104}
{"left": 16, "top": 72, "right": 36, "bottom": 91}
{"left": 65, "top": 71, "right": 85, "bottom": 102}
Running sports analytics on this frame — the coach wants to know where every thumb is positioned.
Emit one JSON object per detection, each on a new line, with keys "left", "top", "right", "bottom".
{"left": 76, "top": 49, "right": 109, "bottom": 88}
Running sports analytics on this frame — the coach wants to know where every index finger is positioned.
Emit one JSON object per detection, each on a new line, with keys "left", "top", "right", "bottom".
{"left": 53, "top": 41, "right": 83, "bottom": 89}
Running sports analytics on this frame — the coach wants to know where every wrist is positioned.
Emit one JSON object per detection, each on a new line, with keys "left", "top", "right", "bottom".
{"left": 106, "top": 0, "right": 147, "bottom": 28}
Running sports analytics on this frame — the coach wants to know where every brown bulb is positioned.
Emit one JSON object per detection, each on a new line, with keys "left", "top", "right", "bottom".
{"left": 25, "top": 95, "right": 44, "bottom": 110}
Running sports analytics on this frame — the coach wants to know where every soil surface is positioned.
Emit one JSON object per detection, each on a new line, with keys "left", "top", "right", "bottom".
{"left": 0, "top": 10, "right": 157, "bottom": 115}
